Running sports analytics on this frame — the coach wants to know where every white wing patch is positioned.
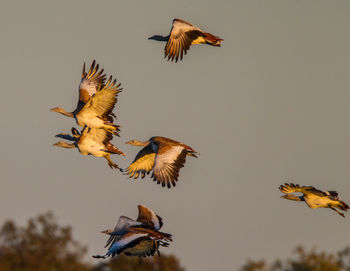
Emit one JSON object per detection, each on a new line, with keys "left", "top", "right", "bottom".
{"left": 79, "top": 78, "right": 98, "bottom": 97}
{"left": 154, "top": 146, "right": 184, "bottom": 171}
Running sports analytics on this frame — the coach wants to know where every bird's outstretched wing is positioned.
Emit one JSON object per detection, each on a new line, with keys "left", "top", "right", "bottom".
{"left": 124, "top": 145, "right": 156, "bottom": 179}
{"left": 279, "top": 183, "right": 325, "bottom": 196}
{"left": 152, "top": 144, "right": 187, "bottom": 188}
{"left": 104, "top": 216, "right": 144, "bottom": 249}
{"left": 165, "top": 18, "right": 204, "bottom": 62}
{"left": 136, "top": 205, "right": 163, "bottom": 230}
{"left": 79, "top": 60, "right": 106, "bottom": 104}
{"left": 78, "top": 76, "right": 122, "bottom": 118}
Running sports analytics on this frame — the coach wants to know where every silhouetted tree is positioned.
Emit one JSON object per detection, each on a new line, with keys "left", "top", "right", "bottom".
{"left": 0, "top": 211, "right": 89, "bottom": 271}
{"left": 92, "top": 254, "right": 185, "bottom": 271}
{"left": 0, "top": 212, "right": 185, "bottom": 271}
{"left": 240, "top": 246, "right": 350, "bottom": 271}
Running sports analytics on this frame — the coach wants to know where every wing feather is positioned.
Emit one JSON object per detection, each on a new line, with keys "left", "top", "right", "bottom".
{"left": 279, "top": 183, "right": 326, "bottom": 196}
{"left": 137, "top": 205, "right": 163, "bottom": 230}
{"left": 165, "top": 19, "right": 204, "bottom": 62}
{"left": 79, "top": 60, "right": 106, "bottom": 104}
{"left": 79, "top": 76, "right": 121, "bottom": 118}
{"left": 152, "top": 145, "right": 187, "bottom": 188}
{"left": 124, "top": 145, "right": 156, "bottom": 179}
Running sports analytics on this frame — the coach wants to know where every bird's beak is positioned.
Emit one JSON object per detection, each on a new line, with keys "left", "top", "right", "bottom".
{"left": 101, "top": 230, "right": 110, "bottom": 234}
{"left": 280, "top": 195, "right": 288, "bottom": 199}
{"left": 50, "top": 107, "right": 56, "bottom": 112}
{"left": 53, "top": 142, "right": 60, "bottom": 146}
{"left": 125, "top": 141, "right": 131, "bottom": 144}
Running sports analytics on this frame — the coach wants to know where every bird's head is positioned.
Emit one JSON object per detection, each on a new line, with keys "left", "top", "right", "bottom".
{"left": 148, "top": 35, "right": 169, "bottom": 41}
{"left": 101, "top": 229, "right": 114, "bottom": 235}
{"left": 50, "top": 107, "right": 64, "bottom": 113}
{"left": 71, "top": 127, "right": 80, "bottom": 138}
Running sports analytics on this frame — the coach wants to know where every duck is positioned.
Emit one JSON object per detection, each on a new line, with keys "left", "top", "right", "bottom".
{"left": 122, "top": 136, "right": 198, "bottom": 188}
{"left": 279, "top": 183, "right": 349, "bottom": 217}
{"left": 53, "top": 126, "right": 125, "bottom": 169}
{"left": 93, "top": 205, "right": 172, "bottom": 259}
{"left": 149, "top": 18, "right": 223, "bottom": 62}
{"left": 50, "top": 61, "right": 121, "bottom": 135}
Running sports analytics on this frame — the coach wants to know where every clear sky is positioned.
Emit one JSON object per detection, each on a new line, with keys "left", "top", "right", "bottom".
{"left": 1, "top": 1, "right": 350, "bottom": 270}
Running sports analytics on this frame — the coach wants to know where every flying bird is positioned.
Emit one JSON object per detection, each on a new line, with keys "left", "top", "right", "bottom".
{"left": 93, "top": 205, "right": 172, "bottom": 259}
{"left": 50, "top": 61, "right": 122, "bottom": 135}
{"left": 53, "top": 126, "right": 125, "bottom": 169}
{"left": 123, "top": 205, "right": 167, "bottom": 257}
{"left": 279, "top": 183, "right": 349, "bottom": 217}
{"left": 122, "top": 136, "right": 198, "bottom": 188}
{"left": 149, "top": 18, "right": 223, "bottom": 62}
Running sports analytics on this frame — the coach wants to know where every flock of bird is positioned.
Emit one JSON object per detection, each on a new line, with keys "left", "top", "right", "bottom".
{"left": 50, "top": 18, "right": 349, "bottom": 260}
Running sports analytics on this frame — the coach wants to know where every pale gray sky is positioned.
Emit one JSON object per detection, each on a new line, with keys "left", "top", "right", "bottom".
{"left": 1, "top": 1, "right": 350, "bottom": 270}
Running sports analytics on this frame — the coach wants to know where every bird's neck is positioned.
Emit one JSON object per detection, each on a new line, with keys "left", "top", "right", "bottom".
{"left": 132, "top": 140, "right": 149, "bottom": 147}
{"left": 55, "top": 141, "right": 75, "bottom": 149}
{"left": 57, "top": 108, "right": 74, "bottom": 118}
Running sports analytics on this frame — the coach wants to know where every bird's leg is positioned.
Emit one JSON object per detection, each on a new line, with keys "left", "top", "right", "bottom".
{"left": 329, "top": 205, "right": 345, "bottom": 218}
{"left": 104, "top": 155, "right": 119, "bottom": 169}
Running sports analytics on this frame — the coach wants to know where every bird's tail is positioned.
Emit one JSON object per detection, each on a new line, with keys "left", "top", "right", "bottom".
{"left": 105, "top": 143, "right": 126, "bottom": 156}
{"left": 337, "top": 200, "right": 350, "bottom": 211}
{"left": 204, "top": 32, "right": 223, "bottom": 47}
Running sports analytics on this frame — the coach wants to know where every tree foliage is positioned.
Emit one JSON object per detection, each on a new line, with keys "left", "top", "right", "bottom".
{"left": 240, "top": 246, "right": 350, "bottom": 271}
{"left": 0, "top": 212, "right": 185, "bottom": 271}
{"left": 0, "top": 211, "right": 89, "bottom": 271}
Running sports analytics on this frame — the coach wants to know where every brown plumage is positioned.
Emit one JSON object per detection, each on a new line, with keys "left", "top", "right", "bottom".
{"left": 149, "top": 18, "right": 223, "bottom": 62}
{"left": 123, "top": 136, "right": 198, "bottom": 188}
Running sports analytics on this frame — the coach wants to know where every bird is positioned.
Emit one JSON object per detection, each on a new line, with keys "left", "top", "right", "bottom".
{"left": 148, "top": 18, "right": 223, "bottom": 62}
{"left": 53, "top": 126, "right": 125, "bottom": 169}
{"left": 123, "top": 205, "right": 167, "bottom": 257}
{"left": 93, "top": 205, "right": 172, "bottom": 259}
{"left": 122, "top": 136, "right": 198, "bottom": 188}
{"left": 50, "top": 61, "right": 121, "bottom": 135}
{"left": 279, "top": 183, "right": 349, "bottom": 217}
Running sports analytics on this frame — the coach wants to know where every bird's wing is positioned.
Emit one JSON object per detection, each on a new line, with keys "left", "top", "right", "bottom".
{"left": 279, "top": 183, "right": 325, "bottom": 196}
{"left": 152, "top": 144, "right": 187, "bottom": 188}
{"left": 104, "top": 216, "right": 144, "bottom": 248}
{"left": 79, "top": 77, "right": 121, "bottom": 118}
{"left": 78, "top": 60, "right": 106, "bottom": 104}
{"left": 124, "top": 145, "right": 156, "bottom": 179}
{"left": 136, "top": 205, "right": 163, "bottom": 230}
{"left": 108, "top": 232, "right": 150, "bottom": 256}
{"left": 165, "top": 18, "right": 204, "bottom": 62}
{"left": 114, "top": 216, "right": 143, "bottom": 232}
{"left": 123, "top": 239, "right": 159, "bottom": 257}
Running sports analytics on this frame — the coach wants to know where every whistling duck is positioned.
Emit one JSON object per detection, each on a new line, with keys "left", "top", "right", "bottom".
{"left": 50, "top": 61, "right": 121, "bottom": 135}
{"left": 123, "top": 136, "right": 198, "bottom": 188}
{"left": 93, "top": 205, "right": 171, "bottom": 259}
{"left": 53, "top": 126, "right": 125, "bottom": 169}
{"left": 149, "top": 18, "right": 223, "bottom": 62}
{"left": 279, "top": 183, "right": 350, "bottom": 217}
